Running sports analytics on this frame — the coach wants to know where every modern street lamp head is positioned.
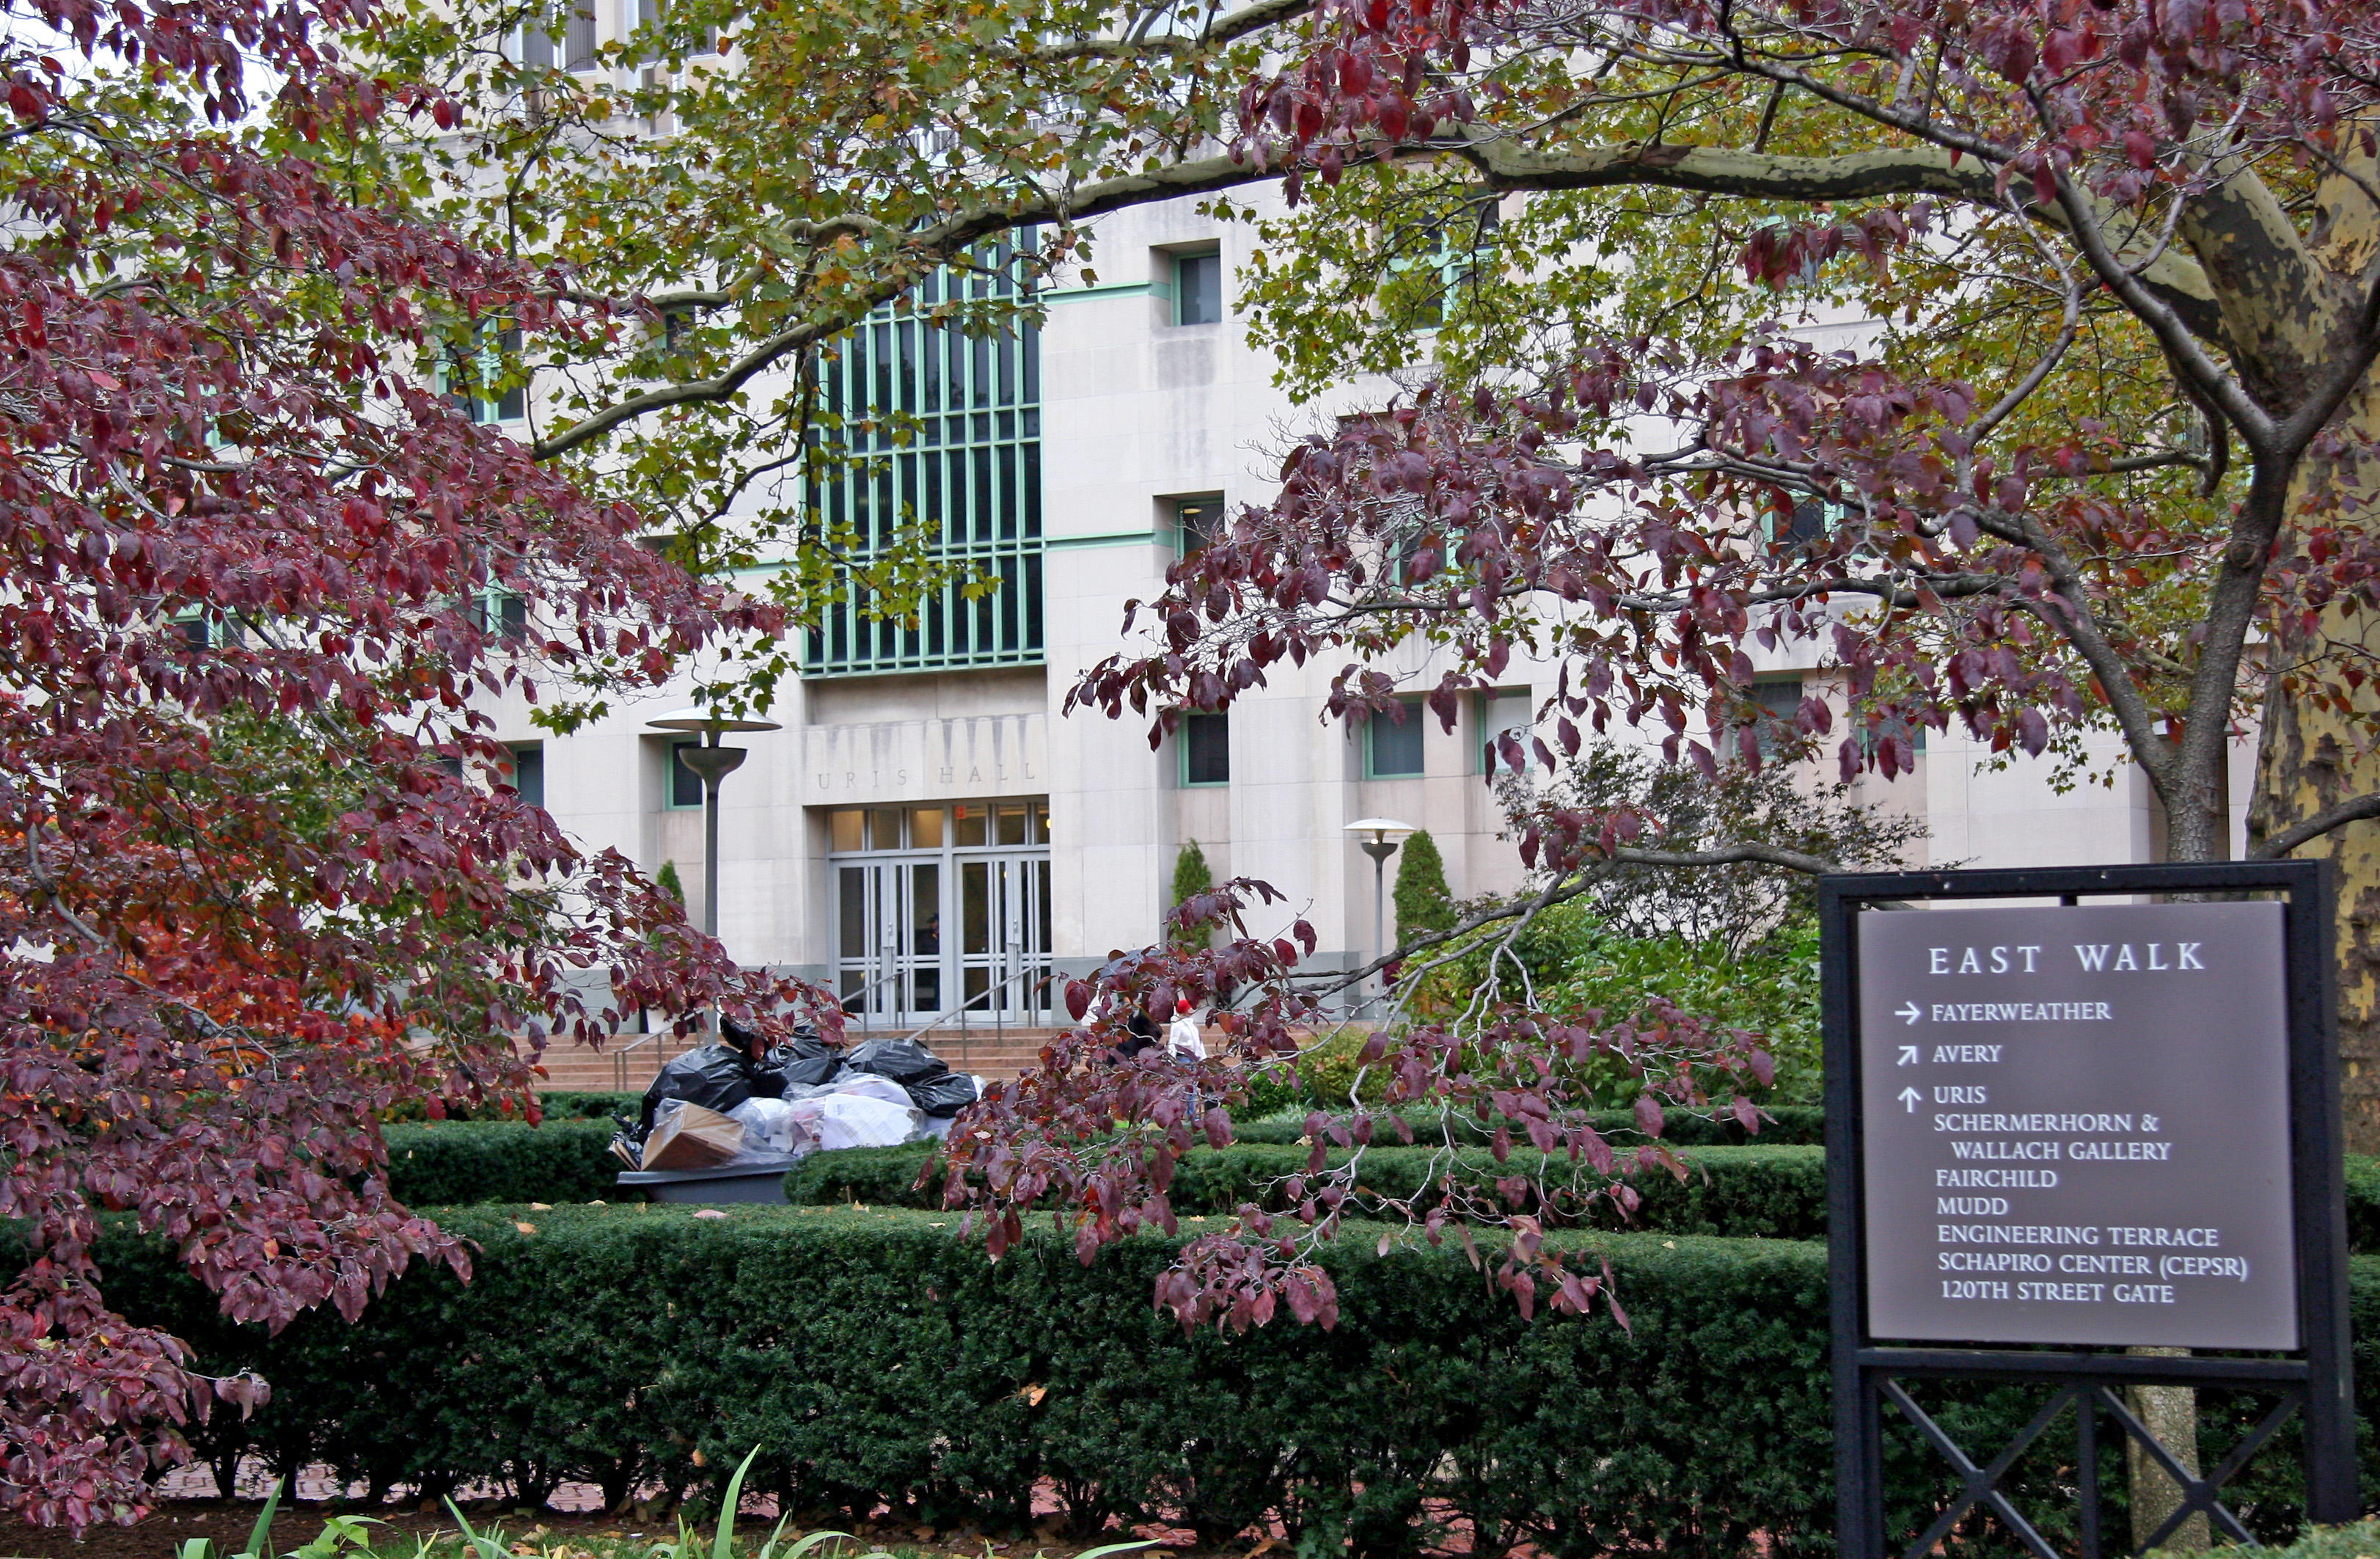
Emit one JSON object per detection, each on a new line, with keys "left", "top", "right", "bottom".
{"left": 673, "top": 745, "right": 747, "bottom": 786}
{"left": 644, "top": 706, "right": 784, "bottom": 734}
{"left": 1344, "top": 816, "right": 1415, "bottom": 864}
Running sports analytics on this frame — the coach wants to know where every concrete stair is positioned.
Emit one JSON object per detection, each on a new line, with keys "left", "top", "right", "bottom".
{"left": 531, "top": 1026, "right": 1074, "bottom": 1095}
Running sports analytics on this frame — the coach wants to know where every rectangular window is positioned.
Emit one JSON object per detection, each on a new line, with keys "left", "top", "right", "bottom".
{"left": 803, "top": 239, "right": 1041, "bottom": 676}
{"left": 1402, "top": 194, "right": 1500, "bottom": 332}
{"left": 472, "top": 591, "right": 529, "bottom": 640}
{"left": 564, "top": 0, "right": 596, "bottom": 67}
{"left": 1171, "top": 492, "right": 1226, "bottom": 555}
{"left": 1779, "top": 499, "right": 1843, "bottom": 548}
{"left": 1479, "top": 689, "right": 1532, "bottom": 774}
{"left": 1367, "top": 698, "right": 1426, "bottom": 778}
{"left": 1861, "top": 710, "right": 1928, "bottom": 759}
{"left": 1748, "top": 677, "right": 1804, "bottom": 759}
{"left": 507, "top": 743, "right": 545, "bottom": 808}
{"left": 1172, "top": 249, "right": 1223, "bottom": 325}
{"left": 446, "top": 324, "right": 525, "bottom": 424}
{"left": 667, "top": 738, "right": 704, "bottom": 808}
{"left": 952, "top": 804, "right": 986, "bottom": 847}
{"left": 630, "top": 0, "right": 714, "bottom": 54}
{"left": 830, "top": 808, "right": 865, "bottom": 852}
{"left": 1182, "top": 712, "right": 1230, "bottom": 785}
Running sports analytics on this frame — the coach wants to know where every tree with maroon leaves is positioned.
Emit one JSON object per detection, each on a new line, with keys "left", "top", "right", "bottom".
{"left": 0, "top": 0, "right": 832, "bottom": 1527}
{"left": 26, "top": 0, "right": 2380, "bottom": 1537}
{"left": 378, "top": 0, "right": 2380, "bottom": 1140}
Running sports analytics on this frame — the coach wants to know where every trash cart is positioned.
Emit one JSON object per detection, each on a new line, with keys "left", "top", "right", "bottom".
{"left": 616, "top": 1157, "right": 801, "bottom": 1205}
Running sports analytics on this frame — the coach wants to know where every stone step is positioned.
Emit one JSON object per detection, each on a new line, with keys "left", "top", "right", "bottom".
{"left": 530, "top": 1028, "right": 1078, "bottom": 1095}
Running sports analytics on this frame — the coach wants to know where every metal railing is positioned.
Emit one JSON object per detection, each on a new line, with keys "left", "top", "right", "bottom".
{"left": 601, "top": 962, "right": 1061, "bottom": 1091}
{"left": 897, "top": 963, "right": 1059, "bottom": 1071}
{"left": 606, "top": 1027, "right": 690, "bottom": 1094}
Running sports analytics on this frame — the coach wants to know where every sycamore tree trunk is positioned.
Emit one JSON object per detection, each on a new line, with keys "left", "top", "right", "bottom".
{"left": 2252, "top": 666, "right": 2380, "bottom": 1151}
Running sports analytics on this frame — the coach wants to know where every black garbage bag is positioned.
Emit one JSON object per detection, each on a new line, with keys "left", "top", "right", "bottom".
{"left": 843, "top": 1037, "right": 949, "bottom": 1085}
{"left": 772, "top": 1054, "right": 841, "bottom": 1088}
{"left": 767, "top": 1027, "right": 832, "bottom": 1064}
{"left": 906, "top": 1071, "right": 979, "bottom": 1118}
{"left": 637, "top": 1042, "right": 780, "bottom": 1136}
{"left": 765, "top": 1027, "right": 841, "bottom": 1088}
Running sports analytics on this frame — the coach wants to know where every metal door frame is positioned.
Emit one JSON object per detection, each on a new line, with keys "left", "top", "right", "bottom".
{"left": 833, "top": 839, "right": 1052, "bottom": 1030}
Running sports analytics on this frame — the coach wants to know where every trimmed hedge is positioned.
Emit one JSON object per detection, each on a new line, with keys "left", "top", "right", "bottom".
{"left": 387, "top": 1103, "right": 1824, "bottom": 1213}
{"left": 383, "top": 1120, "right": 631, "bottom": 1208}
{"left": 789, "top": 1142, "right": 1834, "bottom": 1239}
{"left": 1231, "top": 1102, "right": 1828, "bottom": 1147}
{"left": 74, "top": 1206, "right": 2380, "bottom": 1555}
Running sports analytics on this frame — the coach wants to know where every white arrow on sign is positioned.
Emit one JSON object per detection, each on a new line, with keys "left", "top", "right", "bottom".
{"left": 1897, "top": 1045, "right": 1919, "bottom": 1067}
{"left": 1897, "top": 1087, "right": 1922, "bottom": 1112}
{"left": 1897, "top": 1001, "right": 1922, "bottom": 1025}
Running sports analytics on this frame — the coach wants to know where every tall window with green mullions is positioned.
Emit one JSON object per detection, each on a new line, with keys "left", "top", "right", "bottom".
{"left": 803, "top": 244, "right": 1043, "bottom": 676}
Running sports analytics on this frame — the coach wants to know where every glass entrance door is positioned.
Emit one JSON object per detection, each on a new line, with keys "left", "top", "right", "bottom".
{"left": 835, "top": 858, "right": 941, "bottom": 1025}
{"left": 830, "top": 803, "right": 1052, "bottom": 1029}
{"left": 959, "top": 855, "right": 1052, "bottom": 1021}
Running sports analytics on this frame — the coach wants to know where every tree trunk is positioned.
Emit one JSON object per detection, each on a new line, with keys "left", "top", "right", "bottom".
{"left": 2129, "top": 775, "right": 2227, "bottom": 1550}
{"left": 2249, "top": 667, "right": 2380, "bottom": 1152}
{"left": 2127, "top": 1350, "right": 2208, "bottom": 1551}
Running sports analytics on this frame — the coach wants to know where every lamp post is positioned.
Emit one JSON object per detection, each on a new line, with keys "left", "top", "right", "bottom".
{"left": 1343, "top": 817, "right": 1415, "bottom": 1018}
{"left": 645, "top": 707, "right": 783, "bottom": 943}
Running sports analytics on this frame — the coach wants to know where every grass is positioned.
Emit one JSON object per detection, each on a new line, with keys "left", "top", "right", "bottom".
{"left": 180, "top": 1453, "right": 1159, "bottom": 1559}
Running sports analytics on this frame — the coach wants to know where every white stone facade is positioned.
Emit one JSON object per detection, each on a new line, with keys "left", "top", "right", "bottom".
{"left": 489, "top": 191, "right": 2238, "bottom": 1027}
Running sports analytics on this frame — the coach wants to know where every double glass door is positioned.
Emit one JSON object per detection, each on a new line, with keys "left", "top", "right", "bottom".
{"left": 832, "top": 802, "right": 1052, "bottom": 1028}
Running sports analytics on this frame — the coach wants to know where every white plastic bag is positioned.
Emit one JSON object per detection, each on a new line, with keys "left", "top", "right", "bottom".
{"left": 786, "top": 1092, "right": 924, "bottom": 1150}
{"left": 727, "top": 1096, "right": 814, "bottom": 1161}
{"left": 822, "top": 1071, "right": 913, "bottom": 1109}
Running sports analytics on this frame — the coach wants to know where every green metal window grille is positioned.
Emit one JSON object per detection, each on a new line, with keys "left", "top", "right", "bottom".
{"left": 804, "top": 248, "right": 1043, "bottom": 677}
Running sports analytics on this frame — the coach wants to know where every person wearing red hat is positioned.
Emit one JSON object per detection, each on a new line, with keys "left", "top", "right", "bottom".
{"left": 1166, "top": 997, "right": 1207, "bottom": 1062}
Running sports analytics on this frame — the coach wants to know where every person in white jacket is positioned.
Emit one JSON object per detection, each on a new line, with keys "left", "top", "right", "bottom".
{"left": 1167, "top": 998, "right": 1207, "bottom": 1061}
{"left": 1168, "top": 998, "right": 1207, "bottom": 1118}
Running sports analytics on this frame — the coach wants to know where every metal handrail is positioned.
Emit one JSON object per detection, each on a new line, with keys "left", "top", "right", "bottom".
{"left": 606, "top": 1028, "right": 684, "bottom": 1094}
{"left": 898, "top": 963, "right": 1059, "bottom": 1069}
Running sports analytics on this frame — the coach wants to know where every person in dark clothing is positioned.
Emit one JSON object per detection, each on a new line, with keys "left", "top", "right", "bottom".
{"left": 1116, "top": 1007, "right": 1160, "bottom": 1061}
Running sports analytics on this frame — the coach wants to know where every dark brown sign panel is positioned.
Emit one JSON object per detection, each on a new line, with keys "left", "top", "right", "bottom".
{"left": 1857, "top": 901, "right": 2296, "bottom": 1350}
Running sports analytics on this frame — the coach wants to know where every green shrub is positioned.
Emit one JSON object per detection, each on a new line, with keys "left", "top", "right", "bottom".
{"left": 1169, "top": 841, "right": 1213, "bottom": 950}
{"left": 1405, "top": 901, "right": 1826, "bottom": 1106}
{"left": 792, "top": 1142, "right": 1831, "bottom": 1238}
{"left": 1227, "top": 1102, "right": 1828, "bottom": 1147}
{"left": 382, "top": 1119, "right": 631, "bottom": 1207}
{"left": 1392, "top": 829, "right": 1454, "bottom": 943}
{"left": 71, "top": 1208, "right": 2380, "bottom": 1554}
{"left": 1238, "top": 1026, "right": 1384, "bottom": 1114}
{"left": 2194, "top": 1521, "right": 2380, "bottom": 1558}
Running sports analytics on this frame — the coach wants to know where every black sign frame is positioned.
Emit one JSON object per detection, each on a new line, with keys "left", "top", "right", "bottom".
{"left": 1822, "top": 860, "right": 2354, "bottom": 1558}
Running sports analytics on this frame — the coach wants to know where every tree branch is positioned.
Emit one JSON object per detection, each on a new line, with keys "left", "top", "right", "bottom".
{"left": 2249, "top": 792, "right": 2380, "bottom": 860}
{"left": 531, "top": 153, "right": 1276, "bottom": 459}
{"left": 1456, "top": 138, "right": 2225, "bottom": 339}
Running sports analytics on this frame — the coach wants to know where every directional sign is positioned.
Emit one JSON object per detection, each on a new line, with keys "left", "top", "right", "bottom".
{"left": 1856, "top": 900, "right": 2297, "bottom": 1350}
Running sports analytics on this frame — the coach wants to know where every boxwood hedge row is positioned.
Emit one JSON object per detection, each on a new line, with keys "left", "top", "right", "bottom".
{"left": 788, "top": 1142, "right": 1835, "bottom": 1240}
{"left": 1227, "top": 1103, "right": 1828, "bottom": 1147}
{"left": 403, "top": 1117, "right": 2380, "bottom": 1257}
{"left": 383, "top": 1119, "right": 630, "bottom": 1208}
{"left": 78, "top": 1206, "right": 2380, "bottom": 1556}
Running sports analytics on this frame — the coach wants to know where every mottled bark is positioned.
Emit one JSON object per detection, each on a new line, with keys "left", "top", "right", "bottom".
{"left": 2249, "top": 653, "right": 2380, "bottom": 1152}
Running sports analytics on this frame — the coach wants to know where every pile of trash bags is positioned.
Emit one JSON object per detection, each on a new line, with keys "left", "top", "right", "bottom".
{"left": 615, "top": 1029, "right": 983, "bottom": 1171}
